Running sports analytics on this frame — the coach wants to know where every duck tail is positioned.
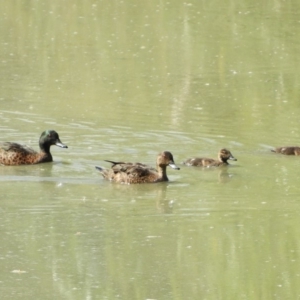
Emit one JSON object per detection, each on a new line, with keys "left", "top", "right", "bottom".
{"left": 104, "top": 160, "right": 123, "bottom": 166}
{"left": 95, "top": 166, "right": 104, "bottom": 172}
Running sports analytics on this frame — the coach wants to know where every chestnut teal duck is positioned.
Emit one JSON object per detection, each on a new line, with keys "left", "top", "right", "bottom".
{"left": 271, "top": 146, "right": 300, "bottom": 155}
{"left": 183, "top": 148, "right": 237, "bottom": 167}
{"left": 0, "top": 130, "right": 68, "bottom": 166}
{"left": 95, "top": 151, "right": 180, "bottom": 184}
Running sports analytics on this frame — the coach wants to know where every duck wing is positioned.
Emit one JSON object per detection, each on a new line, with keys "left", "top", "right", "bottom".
{"left": 184, "top": 157, "right": 225, "bottom": 167}
{"left": 105, "top": 160, "right": 155, "bottom": 173}
{"left": 0, "top": 142, "right": 37, "bottom": 154}
{"left": 125, "top": 163, "right": 156, "bottom": 177}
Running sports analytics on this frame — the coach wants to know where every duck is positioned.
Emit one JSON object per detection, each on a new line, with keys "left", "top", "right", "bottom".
{"left": 0, "top": 130, "right": 68, "bottom": 166}
{"left": 183, "top": 148, "right": 237, "bottom": 167}
{"left": 271, "top": 146, "right": 300, "bottom": 155}
{"left": 95, "top": 151, "right": 180, "bottom": 184}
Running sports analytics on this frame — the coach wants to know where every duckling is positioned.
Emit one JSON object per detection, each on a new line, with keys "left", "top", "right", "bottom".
{"left": 183, "top": 148, "right": 237, "bottom": 167}
{"left": 271, "top": 147, "right": 300, "bottom": 155}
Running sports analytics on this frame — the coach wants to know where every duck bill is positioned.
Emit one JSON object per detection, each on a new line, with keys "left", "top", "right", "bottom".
{"left": 55, "top": 139, "right": 68, "bottom": 148}
{"left": 169, "top": 162, "right": 180, "bottom": 170}
{"left": 229, "top": 156, "right": 237, "bottom": 161}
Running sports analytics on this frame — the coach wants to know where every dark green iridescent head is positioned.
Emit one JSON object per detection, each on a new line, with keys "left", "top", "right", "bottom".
{"left": 39, "top": 130, "right": 68, "bottom": 152}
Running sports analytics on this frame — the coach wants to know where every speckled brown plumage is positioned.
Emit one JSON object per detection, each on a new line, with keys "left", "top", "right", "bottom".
{"left": 183, "top": 148, "right": 237, "bottom": 167}
{"left": 271, "top": 147, "right": 300, "bottom": 155}
{"left": 95, "top": 151, "right": 180, "bottom": 184}
{"left": 0, "top": 130, "right": 68, "bottom": 166}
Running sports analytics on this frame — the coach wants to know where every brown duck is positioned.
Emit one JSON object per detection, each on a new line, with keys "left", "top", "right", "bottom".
{"left": 0, "top": 130, "right": 68, "bottom": 166}
{"left": 95, "top": 151, "right": 180, "bottom": 184}
{"left": 183, "top": 148, "right": 237, "bottom": 167}
{"left": 271, "top": 147, "right": 300, "bottom": 155}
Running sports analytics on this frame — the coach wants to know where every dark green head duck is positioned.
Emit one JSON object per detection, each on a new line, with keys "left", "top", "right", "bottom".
{"left": 0, "top": 130, "right": 68, "bottom": 166}
{"left": 95, "top": 151, "right": 180, "bottom": 184}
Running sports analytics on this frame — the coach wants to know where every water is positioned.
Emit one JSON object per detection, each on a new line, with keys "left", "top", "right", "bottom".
{"left": 1, "top": 0, "right": 300, "bottom": 299}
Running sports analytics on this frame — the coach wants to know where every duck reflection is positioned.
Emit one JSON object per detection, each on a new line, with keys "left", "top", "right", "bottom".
{"left": 217, "top": 168, "right": 234, "bottom": 184}
{"left": 154, "top": 184, "right": 175, "bottom": 214}
{"left": 103, "top": 181, "right": 176, "bottom": 214}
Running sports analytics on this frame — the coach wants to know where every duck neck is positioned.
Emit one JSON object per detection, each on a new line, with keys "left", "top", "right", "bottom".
{"left": 39, "top": 141, "right": 51, "bottom": 154}
{"left": 157, "top": 164, "right": 168, "bottom": 181}
{"left": 219, "top": 156, "right": 227, "bottom": 163}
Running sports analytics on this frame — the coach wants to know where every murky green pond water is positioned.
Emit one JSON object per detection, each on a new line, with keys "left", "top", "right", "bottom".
{"left": 1, "top": 1, "right": 300, "bottom": 299}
